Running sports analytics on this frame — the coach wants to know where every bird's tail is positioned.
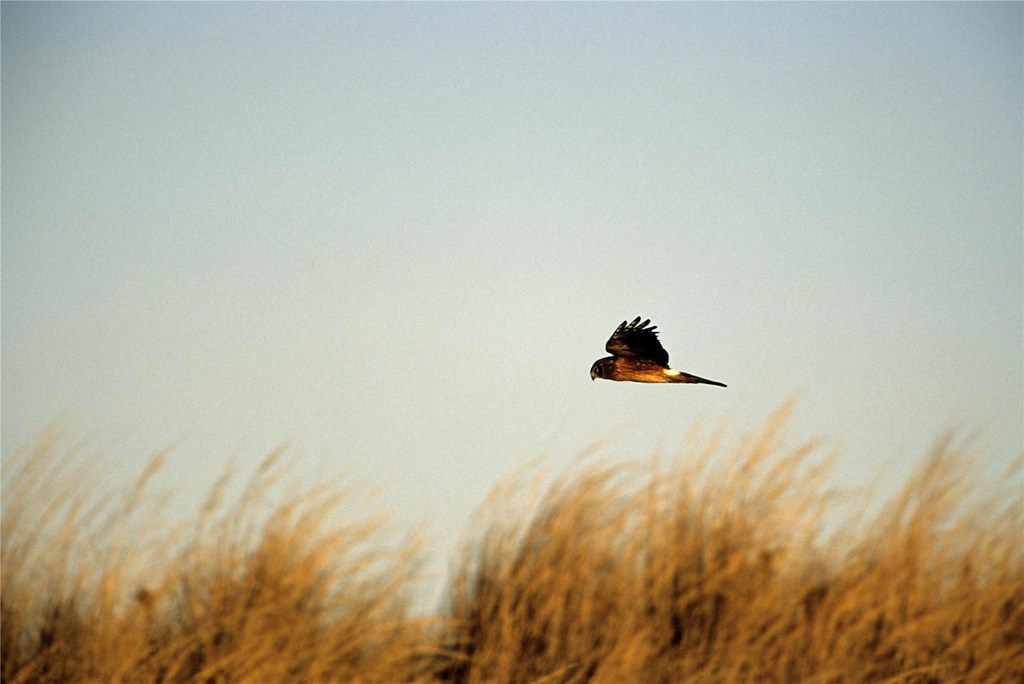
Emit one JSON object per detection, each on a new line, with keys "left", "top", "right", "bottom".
{"left": 670, "top": 371, "right": 727, "bottom": 387}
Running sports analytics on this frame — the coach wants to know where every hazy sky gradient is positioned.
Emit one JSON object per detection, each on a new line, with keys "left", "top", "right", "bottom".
{"left": 3, "top": 2, "right": 1021, "bottom": 583}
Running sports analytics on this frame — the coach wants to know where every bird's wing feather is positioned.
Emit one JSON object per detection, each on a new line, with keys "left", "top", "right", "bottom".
{"left": 605, "top": 317, "right": 670, "bottom": 366}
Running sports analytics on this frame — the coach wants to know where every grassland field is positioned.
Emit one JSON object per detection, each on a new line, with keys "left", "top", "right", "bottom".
{"left": 2, "top": 403, "right": 1021, "bottom": 683}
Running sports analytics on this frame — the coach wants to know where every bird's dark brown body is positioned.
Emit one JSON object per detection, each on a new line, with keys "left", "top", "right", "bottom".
{"left": 590, "top": 356, "right": 725, "bottom": 385}
{"left": 590, "top": 317, "right": 726, "bottom": 387}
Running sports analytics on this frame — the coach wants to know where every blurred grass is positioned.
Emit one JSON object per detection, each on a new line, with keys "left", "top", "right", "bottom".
{"left": 2, "top": 404, "right": 1021, "bottom": 683}
{"left": 1, "top": 434, "right": 437, "bottom": 683}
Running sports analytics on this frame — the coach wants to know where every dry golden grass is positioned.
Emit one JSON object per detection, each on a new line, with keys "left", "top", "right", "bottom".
{"left": 3, "top": 404, "right": 1022, "bottom": 683}
{"left": 1, "top": 434, "right": 438, "bottom": 683}
{"left": 442, "top": 404, "right": 1023, "bottom": 683}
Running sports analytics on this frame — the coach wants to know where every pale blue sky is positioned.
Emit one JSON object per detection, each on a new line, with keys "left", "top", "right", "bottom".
{"left": 3, "top": 2, "right": 1021, "bottom": 586}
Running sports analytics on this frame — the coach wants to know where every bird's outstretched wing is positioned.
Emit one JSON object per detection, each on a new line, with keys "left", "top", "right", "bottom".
{"left": 605, "top": 317, "right": 669, "bottom": 366}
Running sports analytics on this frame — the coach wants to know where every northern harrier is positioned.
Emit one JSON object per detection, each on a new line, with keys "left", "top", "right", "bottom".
{"left": 590, "top": 317, "right": 727, "bottom": 386}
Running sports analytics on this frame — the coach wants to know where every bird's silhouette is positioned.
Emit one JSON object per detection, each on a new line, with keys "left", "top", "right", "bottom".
{"left": 590, "top": 317, "right": 726, "bottom": 386}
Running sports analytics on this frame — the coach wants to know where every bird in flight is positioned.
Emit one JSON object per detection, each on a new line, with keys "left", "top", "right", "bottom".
{"left": 590, "top": 317, "right": 727, "bottom": 386}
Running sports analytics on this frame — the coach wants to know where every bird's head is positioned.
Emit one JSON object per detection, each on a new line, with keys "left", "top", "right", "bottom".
{"left": 590, "top": 359, "right": 606, "bottom": 381}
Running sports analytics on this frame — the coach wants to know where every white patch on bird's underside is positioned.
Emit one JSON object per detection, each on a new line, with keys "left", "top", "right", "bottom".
{"left": 664, "top": 368, "right": 682, "bottom": 376}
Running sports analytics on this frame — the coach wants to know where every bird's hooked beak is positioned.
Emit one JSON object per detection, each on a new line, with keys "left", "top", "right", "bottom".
{"left": 590, "top": 365, "right": 598, "bottom": 381}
